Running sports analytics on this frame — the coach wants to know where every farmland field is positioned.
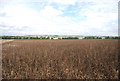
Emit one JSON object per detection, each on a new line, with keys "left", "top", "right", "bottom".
{"left": 2, "top": 39, "right": 119, "bottom": 79}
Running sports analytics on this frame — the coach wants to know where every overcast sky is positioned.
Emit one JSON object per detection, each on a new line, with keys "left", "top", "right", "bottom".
{"left": 0, "top": 0, "right": 119, "bottom": 36}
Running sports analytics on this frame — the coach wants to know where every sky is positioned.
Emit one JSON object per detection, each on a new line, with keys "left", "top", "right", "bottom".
{"left": 0, "top": 0, "right": 119, "bottom": 36}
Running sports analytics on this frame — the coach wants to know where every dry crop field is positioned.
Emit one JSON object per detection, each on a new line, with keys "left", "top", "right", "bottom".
{"left": 2, "top": 39, "right": 119, "bottom": 79}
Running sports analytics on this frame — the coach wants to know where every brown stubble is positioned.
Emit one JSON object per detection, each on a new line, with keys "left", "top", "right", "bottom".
{"left": 2, "top": 39, "right": 119, "bottom": 79}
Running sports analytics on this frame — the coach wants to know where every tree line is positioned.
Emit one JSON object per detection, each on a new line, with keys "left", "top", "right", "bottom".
{"left": 0, "top": 36, "right": 120, "bottom": 39}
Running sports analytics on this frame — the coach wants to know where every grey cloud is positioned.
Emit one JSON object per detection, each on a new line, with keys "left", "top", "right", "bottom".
{"left": 0, "top": 13, "right": 7, "bottom": 17}
{"left": 0, "top": 24, "right": 31, "bottom": 31}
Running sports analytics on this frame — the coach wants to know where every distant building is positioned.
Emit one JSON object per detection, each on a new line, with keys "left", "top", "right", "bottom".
{"left": 101, "top": 37, "right": 105, "bottom": 39}
{"left": 53, "top": 37, "right": 59, "bottom": 40}
{"left": 49, "top": 37, "right": 52, "bottom": 39}
{"left": 78, "top": 36, "right": 84, "bottom": 39}
{"left": 59, "top": 37, "right": 63, "bottom": 39}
